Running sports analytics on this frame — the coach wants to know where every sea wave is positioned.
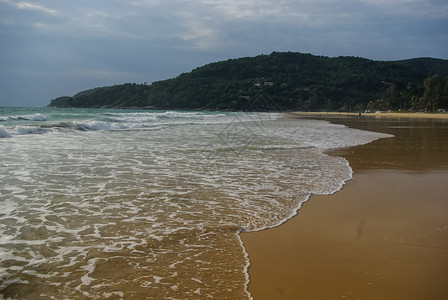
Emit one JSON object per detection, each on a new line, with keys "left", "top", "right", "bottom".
{"left": 104, "top": 111, "right": 227, "bottom": 123}
{"left": 7, "top": 113, "right": 47, "bottom": 121}
{"left": 0, "top": 125, "right": 12, "bottom": 138}
{"left": 0, "top": 111, "right": 393, "bottom": 299}
{"left": 104, "top": 112, "right": 160, "bottom": 123}
{"left": 157, "top": 111, "right": 210, "bottom": 119}
{"left": 1, "top": 110, "right": 283, "bottom": 139}
{"left": 71, "top": 121, "right": 125, "bottom": 131}
{"left": 16, "top": 126, "right": 51, "bottom": 135}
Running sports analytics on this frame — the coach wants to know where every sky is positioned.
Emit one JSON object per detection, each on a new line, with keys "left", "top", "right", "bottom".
{"left": 1, "top": 0, "right": 448, "bottom": 107}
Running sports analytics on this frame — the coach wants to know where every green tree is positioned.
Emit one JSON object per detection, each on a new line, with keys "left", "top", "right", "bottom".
{"left": 422, "top": 75, "right": 440, "bottom": 110}
{"left": 440, "top": 77, "right": 448, "bottom": 109}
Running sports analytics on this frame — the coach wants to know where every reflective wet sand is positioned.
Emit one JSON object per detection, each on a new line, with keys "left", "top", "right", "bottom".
{"left": 242, "top": 114, "right": 448, "bottom": 300}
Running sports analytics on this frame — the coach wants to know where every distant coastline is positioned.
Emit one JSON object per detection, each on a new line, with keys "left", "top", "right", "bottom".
{"left": 48, "top": 52, "right": 448, "bottom": 113}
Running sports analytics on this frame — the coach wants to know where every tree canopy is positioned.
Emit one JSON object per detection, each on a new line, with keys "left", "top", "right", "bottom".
{"left": 48, "top": 52, "right": 448, "bottom": 112}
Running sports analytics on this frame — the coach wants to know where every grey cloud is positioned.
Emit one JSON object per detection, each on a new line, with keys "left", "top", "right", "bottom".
{"left": 0, "top": 0, "right": 447, "bottom": 106}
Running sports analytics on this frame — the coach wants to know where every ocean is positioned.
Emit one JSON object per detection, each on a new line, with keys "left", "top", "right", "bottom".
{"left": 0, "top": 107, "right": 391, "bottom": 299}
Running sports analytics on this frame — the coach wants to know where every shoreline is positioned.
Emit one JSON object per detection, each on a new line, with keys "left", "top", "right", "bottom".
{"left": 241, "top": 113, "right": 448, "bottom": 299}
{"left": 290, "top": 111, "right": 448, "bottom": 120}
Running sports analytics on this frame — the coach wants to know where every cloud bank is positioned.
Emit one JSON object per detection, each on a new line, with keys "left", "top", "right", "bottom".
{"left": 1, "top": 0, "right": 447, "bottom": 106}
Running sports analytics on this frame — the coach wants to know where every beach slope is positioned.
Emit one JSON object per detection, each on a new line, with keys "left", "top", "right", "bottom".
{"left": 242, "top": 114, "right": 448, "bottom": 300}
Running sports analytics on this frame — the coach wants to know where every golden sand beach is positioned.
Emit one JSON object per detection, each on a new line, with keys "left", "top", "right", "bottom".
{"left": 242, "top": 113, "right": 448, "bottom": 300}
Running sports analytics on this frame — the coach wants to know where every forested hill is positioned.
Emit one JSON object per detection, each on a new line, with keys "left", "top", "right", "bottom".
{"left": 48, "top": 52, "right": 448, "bottom": 112}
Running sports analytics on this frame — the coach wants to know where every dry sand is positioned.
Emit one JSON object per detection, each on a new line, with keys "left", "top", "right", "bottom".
{"left": 241, "top": 114, "right": 448, "bottom": 300}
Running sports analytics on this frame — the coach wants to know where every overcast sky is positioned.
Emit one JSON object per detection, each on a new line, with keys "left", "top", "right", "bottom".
{"left": 1, "top": 0, "right": 447, "bottom": 107}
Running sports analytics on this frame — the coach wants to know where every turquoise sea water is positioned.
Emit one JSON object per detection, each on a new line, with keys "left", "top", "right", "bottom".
{"left": 0, "top": 107, "right": 391, "bottom": 299}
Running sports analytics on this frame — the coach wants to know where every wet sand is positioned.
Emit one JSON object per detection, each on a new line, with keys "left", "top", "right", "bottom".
{"left": 293, "top": 111, "right": 448, "bottom": 120}
{"left": 242, "top": 114, "right": 448, "bottom": 299}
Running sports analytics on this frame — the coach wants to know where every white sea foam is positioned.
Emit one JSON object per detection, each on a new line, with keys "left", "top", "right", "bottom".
{"left": 74, "top": 120, "right": 123, "bottom": 131}
{"left": 8, "top": 113, "right": 47, "bottom": 121}
{"left": 158, "top": 111, "right": 204, "bottom": 118}
{"left": 108, "top": 113, "right": 159, "bottom": 123}
{"left": 0, "top": 198, "right": 18, "bottom": 216}
{"left": 27, "top": 113, "right": 46, "bottom": 121}
{"left": 16, "top": 126, "right": 50, "bottom": 135}
{"left": 0, "top": 125, "right": 12, "bottom": 138}
{"left": 0, "top": 110, "right": 283, "bottom": 139}
{"left": 0, "top": 108, "right": 392, "bottom": 299}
